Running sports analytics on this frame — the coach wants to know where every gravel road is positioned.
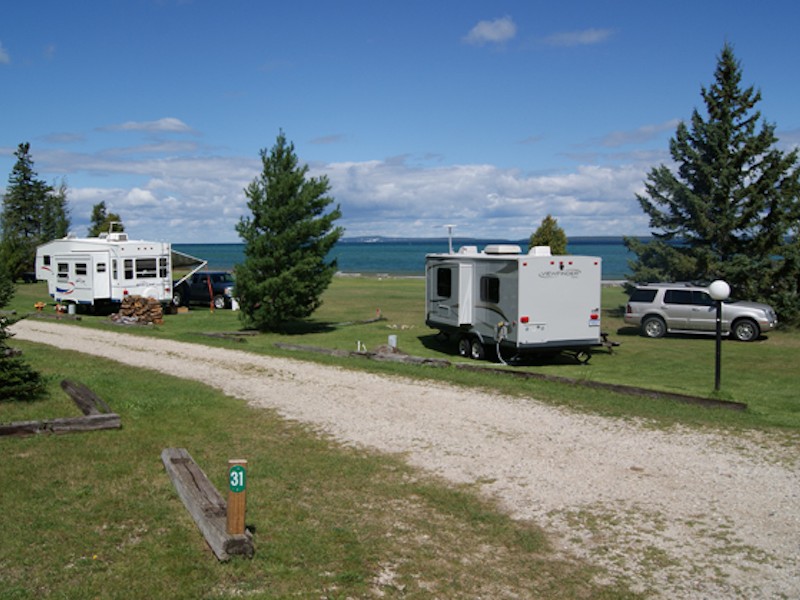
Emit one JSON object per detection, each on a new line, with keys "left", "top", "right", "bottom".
{"left": 11, "top": 319, "right": 800, "bottom": 598}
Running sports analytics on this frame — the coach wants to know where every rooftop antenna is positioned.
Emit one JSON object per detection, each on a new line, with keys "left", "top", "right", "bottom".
{"left": 445, "top": 224, "right": 456, "bottom": 254}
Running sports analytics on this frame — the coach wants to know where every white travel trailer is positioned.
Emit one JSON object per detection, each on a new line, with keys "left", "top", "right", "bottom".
{"left": 425, "top": 244, "right": 603, "bottom": 363}
{"left": 35, "top": 230, "right": 174, "bottom": 308}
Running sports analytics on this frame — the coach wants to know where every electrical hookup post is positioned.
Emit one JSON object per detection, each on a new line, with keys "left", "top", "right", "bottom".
{"left": 227, "top": 459, "right": 248, "bottom": 535}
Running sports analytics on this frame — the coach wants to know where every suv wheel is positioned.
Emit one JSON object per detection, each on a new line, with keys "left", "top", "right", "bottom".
{"left": 642, "top": 315, "right": 666, "bottom": 338}
{"left": 172, "top": 290, "right": 184, "bottom": 306}
{"left": 731, "top": 318, "right": 759, "bottom": 342}
{"left": 213, "top": 295, "right": 227, "bottom": 310}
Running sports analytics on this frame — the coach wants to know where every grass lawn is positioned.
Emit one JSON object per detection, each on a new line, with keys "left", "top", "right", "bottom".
{"left": 1, "top": 342, "right": 637, "bottom": 599}
{"left": 2, "top": 277, "right": 797, "bottom": 598}
{"left": 7, "top": 277, "right": 799, "bottom": 431}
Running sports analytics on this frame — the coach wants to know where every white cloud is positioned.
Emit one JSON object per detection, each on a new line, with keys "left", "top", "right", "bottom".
{"left": 104, "top": 117, "right": 195, "bottom": 134}
{"left": 0, "top": 41, "right": 10, "bottom": 64}
{"left": 32, "top": 146, "right": 653, "bottom": 243}
{"left": 599, "top": 119, "right": 680, "bottom": 148}
{"left": 542, "top": 28, "right": 614, "bottom": 47}
{"left": 463, "top": 16, "right": 517, "bottom": 46}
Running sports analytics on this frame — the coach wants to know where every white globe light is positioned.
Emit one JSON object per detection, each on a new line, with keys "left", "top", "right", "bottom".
{"left": 708, "top": 280, "right": 731, "bottom": 301}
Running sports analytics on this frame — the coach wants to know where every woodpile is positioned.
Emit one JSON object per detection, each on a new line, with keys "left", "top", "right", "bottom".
{"left": 111, "top": 295, "right": 164, "bottom": 325}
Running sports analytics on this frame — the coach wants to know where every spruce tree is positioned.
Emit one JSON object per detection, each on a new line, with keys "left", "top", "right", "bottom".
{"left": 626, "top": 45, "right": 800, "bottom": 322}
{"left": 0, "top": 143, "right": 71, "bottom": 279}
{"left": 529, "top": 214, "right": 568, "bottom": 254}
{"left": 235, "top": 131, "right": 343, "bottom": 331}
{"left": 88, "top": 201, "right": 124, "bottom": 237}
{"left": 0, "top": 266, "right": 46, "bottom": 402}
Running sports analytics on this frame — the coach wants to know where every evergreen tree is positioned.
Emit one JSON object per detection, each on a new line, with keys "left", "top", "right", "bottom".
{"left": 88, "top": 201, "right": 124, "bottom": 237}
{"left": 0, "top": 143, "right": 71, "bottom": 279}
{"left": 625, "top": 45, "right": 800, "bottom": 322}
{"left": 529, "top": 214, "right": 568, "bottom": 254}
{"left": 41, "top": 179, "right": 71, "bottom": 241}
{"left": 0, "top": 265, "right": 46, "bottom": 402}
{"left": 235, "top": 131, "right": 343, "bottom": 331}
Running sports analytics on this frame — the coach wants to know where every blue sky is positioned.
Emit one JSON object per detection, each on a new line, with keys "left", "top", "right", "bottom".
{"left": 2, "top": 1, "right": 799, "bottom": 243}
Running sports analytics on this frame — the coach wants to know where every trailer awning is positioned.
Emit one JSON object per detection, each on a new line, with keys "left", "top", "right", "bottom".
{"left": 171, "top": 249, "right": 208, "bottom": 287}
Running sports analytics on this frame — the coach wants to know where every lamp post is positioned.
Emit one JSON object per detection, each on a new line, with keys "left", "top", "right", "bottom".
{"left": 708, "top": 280, "right": 730, "bottom": 392}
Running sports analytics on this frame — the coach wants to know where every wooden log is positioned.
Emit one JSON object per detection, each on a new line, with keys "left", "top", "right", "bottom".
{"left": 60, "top": 379, "right": 113, "bottom": 415}
{"left": 0, "top": 413, "right": 121, "bottom": 437}
{"left": 161, "top": 448, "right": 254, "bottom": 561}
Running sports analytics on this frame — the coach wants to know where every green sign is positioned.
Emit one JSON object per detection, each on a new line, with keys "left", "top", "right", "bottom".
{"left": 229, "top": 465, "right": 246, "bottom": 493}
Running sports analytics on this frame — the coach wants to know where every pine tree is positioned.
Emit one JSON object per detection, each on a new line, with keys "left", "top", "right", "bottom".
{"left": 0, "top": 143, "right": 71, "bottom": 279}
{"left": 626, "top": 45, "right": 800, "bottom": 322}
{"left": 41, "top": 179, "right": 71, "bottom": 241}
{"left": 88, "top": 201, "right": 124, "bottom": 237}
{"left": 0, "top": 265, "right": 46, "bottom": 402}
{"left": 235, "top": 131, "right": 343, "bottom": 331}
{"left": 529, "top": 214, "right": 568, "bottom": 254}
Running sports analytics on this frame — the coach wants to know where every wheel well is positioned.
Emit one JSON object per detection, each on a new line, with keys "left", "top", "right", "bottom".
{"left": 642, "top": 313, "right": 665, "bottom": 324}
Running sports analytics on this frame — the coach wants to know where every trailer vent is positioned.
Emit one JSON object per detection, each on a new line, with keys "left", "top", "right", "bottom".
{"left": 528, "top": 245, "right": 552, "bottom": 257}
{"left": 484, "top": 244, "right": 522, "bottom": 255}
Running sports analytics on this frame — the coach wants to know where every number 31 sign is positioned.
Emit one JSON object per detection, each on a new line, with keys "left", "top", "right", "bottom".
{"left": 229, "top": 464, "right": 246, "bottom": 493}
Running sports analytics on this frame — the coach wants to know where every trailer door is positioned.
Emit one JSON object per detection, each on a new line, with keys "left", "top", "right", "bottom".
{"left": 92, "top": 254, "right": 111, "bottom": 300}
{"left": 458, "top": 263, "right": 473, "bottom": 325}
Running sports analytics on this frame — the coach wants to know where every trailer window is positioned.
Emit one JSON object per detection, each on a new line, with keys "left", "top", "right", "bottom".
{"left": 112, "top": 260, "right": 118, "bottom": 279}
{"left": 43, "top": 255, "right": 51, "bottom": 266}
{"left": 124, "top": 259, "right": 134, "bottom": 280}
{"left": 57, "top": 263, "right": 68, "bottom": 280}
{"left": 75, "top": 263, "right": 87, "bottom": 276}
{"left": 136, "top": 258, "right": 157, "bottom": 278}
{"left": 436, "top": 268, "right": 452, "bottom": 298}
{"left": 159, "top": 257, "right": 168, "bottom": 278}
{"left": 96, "top": 262, "right": 106, "bottom": 273}
{"left": 480, "top": 276, "right": 500, "bottom": 304}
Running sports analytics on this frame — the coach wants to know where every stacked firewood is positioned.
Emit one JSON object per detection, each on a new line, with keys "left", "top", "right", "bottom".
{"left": 111, "top": 295, "right": 164, "bottom": 325}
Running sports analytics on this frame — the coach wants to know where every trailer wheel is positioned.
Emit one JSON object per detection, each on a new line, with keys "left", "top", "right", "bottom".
{"left": 575, "top": 350, "right": 591, "bottom": 365}
{"left": 470, "top": 339, "right": 486, "bottom": 360}
{"left": 457, "top": 336, "right": 471, "bottom": 357}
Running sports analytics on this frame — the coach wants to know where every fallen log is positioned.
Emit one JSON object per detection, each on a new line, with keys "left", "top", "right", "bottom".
{"left": 0, "top": 413, "right": 121, "bottom": 437}
{"left": 161, "top": 448, "right": 254, "bottom": 561}
{"left": 0, "top": 380, "right": 121, "bottom": 437}
{"left": 60, "top": 379, "right": 113, "bottom": 415}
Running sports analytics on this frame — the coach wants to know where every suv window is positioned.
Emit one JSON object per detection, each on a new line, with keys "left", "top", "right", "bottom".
{"left": 629, "top": 288, "right": 657, "bottom": 303}
{"left": 664, "top": 289, "right": 693, "bottom": 305}
{"left": 691, "top": 290, "right": 714, "bottom": 306}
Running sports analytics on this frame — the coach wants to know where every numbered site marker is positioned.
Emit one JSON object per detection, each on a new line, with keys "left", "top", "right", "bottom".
{"left": 226, "top": 459, "right": 248, "bottom": 535}
{"left": 229, "top": 465, "right": 246, "bottom": 492}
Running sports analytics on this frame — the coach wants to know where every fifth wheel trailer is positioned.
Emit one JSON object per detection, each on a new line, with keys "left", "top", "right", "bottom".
{"left": 425, "top": 244, "right": 603, "bottom": 363}
{"left": 35, "top": 230, "right": 175, "bottom": 307}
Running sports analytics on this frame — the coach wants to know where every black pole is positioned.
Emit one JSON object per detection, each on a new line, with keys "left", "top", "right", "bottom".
{"left": 715, "top": 299, "right": 722, "bottom": 391}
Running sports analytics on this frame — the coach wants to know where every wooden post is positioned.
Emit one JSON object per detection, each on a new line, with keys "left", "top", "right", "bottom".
{"left": 226, "top": 459, "right": 247, "bottom": 535}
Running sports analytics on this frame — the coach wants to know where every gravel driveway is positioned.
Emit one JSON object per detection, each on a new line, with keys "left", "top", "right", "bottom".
{"left": 12, "top": 319, "right": 800, "bottom": 598}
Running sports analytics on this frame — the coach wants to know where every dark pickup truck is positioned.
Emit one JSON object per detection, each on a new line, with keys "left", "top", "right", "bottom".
{"left": 173, "top": 271, "right": 236, "bottom": 309}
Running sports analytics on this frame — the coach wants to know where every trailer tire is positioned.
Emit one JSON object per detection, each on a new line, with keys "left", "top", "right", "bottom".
{"left": 457, "top": 336, "right": 471, "bottom": 357}
{"left": 470, "top": 339, "right": 486, "bottom": 361}
{"left": 575, "top": 350, "right": 591, "bottom": 365}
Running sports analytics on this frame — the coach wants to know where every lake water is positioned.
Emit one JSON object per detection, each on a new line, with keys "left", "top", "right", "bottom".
{"left": 173, "top": 237, "right": 643, "bottom": 281}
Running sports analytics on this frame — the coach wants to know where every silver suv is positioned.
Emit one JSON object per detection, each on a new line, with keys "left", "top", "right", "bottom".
{"left": 624, "top": 283, "right": 778, "bottom": 342}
